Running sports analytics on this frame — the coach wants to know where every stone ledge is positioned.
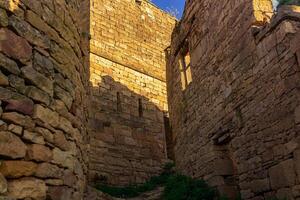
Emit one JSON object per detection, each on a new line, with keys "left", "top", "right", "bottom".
{"left": 254, "top": 5, "right": 300, "bottom": 43}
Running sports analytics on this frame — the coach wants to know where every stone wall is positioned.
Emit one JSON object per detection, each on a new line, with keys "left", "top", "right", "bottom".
{"left": 0, "top": 0, "right": 90, "bottom": 199}
{"left": 88, "top": 0, "right": 175, "bottom": 185}
{"left": 167, "top": 0, "right": 300, "bottom": 199}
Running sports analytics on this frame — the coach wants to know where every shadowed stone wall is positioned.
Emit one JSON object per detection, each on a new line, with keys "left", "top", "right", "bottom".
{"left": 167, "top": 0, "right": 300, "bottom": 199}
{"left": 88, "top": 0, "right": 175, "bottom": 185}
{"left": 0, "top": 0, "right": 90, "bottom": 199}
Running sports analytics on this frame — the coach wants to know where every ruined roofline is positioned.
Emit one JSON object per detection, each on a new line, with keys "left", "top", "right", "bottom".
{"left": 139, "top": 0, "right": 179, "bottom": 20}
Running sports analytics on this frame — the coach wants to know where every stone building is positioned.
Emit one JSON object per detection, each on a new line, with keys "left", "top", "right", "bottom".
{"left": 0, "top": 0, "right": 90, "bottom": 199}
{"left": 88, "top": 0, "right": 175, "bottom": 185}
{"left": 167, "top": 0, "right": 300, "bottom": 199}
{"left": 0, "top": 0, "right": 174, "bottom": 199}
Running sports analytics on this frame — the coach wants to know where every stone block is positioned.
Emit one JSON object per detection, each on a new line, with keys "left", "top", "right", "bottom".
{"left": 7, "top": 124, "right": 22, "bottom": 136}
{"left": 0, "top": 71, "right": 8, "bottom": 86}
{"left": 1, "top": 112, "right": 35, "bottom": 129}
{"left": 21, "top": 66, "right": 53, "bottom": 96}
{"left": 249, "top": 179, "right": 270, "bottom": 193}
{"left": 5, "top": 99, "right": 34, "bottom": 116}
{"left": 23, "top": 130, "right": 45, "bottom": 145}
{"left": 212, "top": 158, "right": 234, "bottom": 176}
{"left": 295, "top": 150, "right": 300, "bottom": 183}
{"left": 0, "top": 131, "right": 27, "bottom": 159}
{"left": 0, "top": 173, "right": 7, "bottom": 194}
{"left": 35, "top": 163, "right": 63, "bottom": 178}
{"left": 7, "top": 178, "right": 46, "bottom": 199}
{"left": 33, "top": 105, "right": 59, "bottom": 128}
{"left": 47, "top": 186, "right": 73, "bottom": 200}
{"left": 52, "top": 148, "right": 75, "bottom": 170}
{"left": 269, "top": 159, "right": 296, "bottom": 189}
{"left": 0, "top": 28, "right": 32, "bottom": 62}
{"left": 0, "top": 53, "right": 20, "bottom": 75}
{"left": 0, "top": 9, "right": 8, "bottom": 27}
{"left": 0, "top": 161, "right": 37, "bottom": 178}
{"left": 27, "top": 144, "right": 52, "bottom": 162}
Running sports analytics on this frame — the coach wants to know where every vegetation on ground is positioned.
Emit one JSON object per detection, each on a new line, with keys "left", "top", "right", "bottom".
{"left": 279, "top": 0, "right": 300, "bottom": 6}
{"left": 96, "top": 162, "right": 223, "bottom": 200}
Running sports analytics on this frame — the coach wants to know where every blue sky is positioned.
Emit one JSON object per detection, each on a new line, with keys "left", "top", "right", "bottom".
{"left": 151, "top": 0, "right": 185, "bottom": 18}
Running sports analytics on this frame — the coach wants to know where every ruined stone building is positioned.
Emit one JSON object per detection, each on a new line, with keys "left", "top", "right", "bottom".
{"left": 0, "top": 0, "right": 300, "bottom": 199}
{"left": 167, "top": 0, "right": 300, "bottom": 199}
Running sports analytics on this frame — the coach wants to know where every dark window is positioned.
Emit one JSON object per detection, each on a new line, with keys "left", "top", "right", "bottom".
{"left": 138, "top": 98, "right": 143, "bottom": 117}
{"left": 117, "top": 92, "right": 122, "bottom": 112}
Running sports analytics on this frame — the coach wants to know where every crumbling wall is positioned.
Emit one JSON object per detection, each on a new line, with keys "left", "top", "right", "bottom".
{"left": 0, "top": 0, "right": 90, "bottom": 199}
{"left": 89, "top": 0, "right": 175, "bottom": 185}
{"left": 167, "top": 0, "right": 300, "bottom": 199}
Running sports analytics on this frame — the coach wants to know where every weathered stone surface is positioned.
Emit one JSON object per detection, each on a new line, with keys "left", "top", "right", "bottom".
{"left": 33, "top": 105, "right": 59, "bottom": 128}
{"left": 21, "top": 66, "right": 53, "bottom": 96}
{"left": 23, "top": 130, "right": 45, "bottom": 145}
{"left": 53, "top": 130, "right": 70, "bottom": 151}
{"left": 0, "top": 9, "right": 8, "bottom": 27}
{"left": 27, "top": 144, "right": 52, "bottom": 162}
{"left": 35, "top": 163, "right": 63, "bottom": 178}
{"left": 47, "top": 186, "right": 72, "bottom": 200}
{"left": 35, "top": 127, "right": 54, "bottom": 144}
{"left": 0, "top": 71, "right": 8, "bottom": 86}
{"left": 0, "top": 161, "right": 37, "bottom": 178}
{"left": 5, "top": 99, "right": 34, "bottom": 116}
{"left": 295, "top": 150, "right": 300, "bottom": 183}
{"left": 0, "top": 173, "right": 7, "bottom": 194}
{"left": 24, "top": 86, "right": 51, "bottom": 105}
{"left": 270, "top": 159, "right": 296, "bottom": 190}
{"left": 52, "top": 148, "right": 75, "bottom": 170}
{"left": 45, "top": 179, "right": 63, "bottom": 186}
{"left": 0, "top": 28, "right": 32, "bottom": 62}
{"left": 0, "top": 53, "right": 20, "bottom": 75}
{"left": 7, "top": 124, "right": 23, "bottom": 136}
{"left": 7, "top": 178, "right": 47, "bottom": 199}
{"left": 0, "top": 131, "right": 27, "bottom": 159}
{"left": 63, "top": 170, "right": 77, "bottom": 187}
{"left": 2, "top": 112, "right": 35, "bottom": 129}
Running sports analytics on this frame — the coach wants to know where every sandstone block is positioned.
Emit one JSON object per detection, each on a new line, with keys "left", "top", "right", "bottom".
{"left": 27, "top": 144, "right": 52, "bottom": 162}
{"left": 54, "top": 85, "right": 73, "bottom": 110}
{"left": 52, "top": 148, "right": 75, "bottom": 170}
{"left": 0, "top": 9, "right": 8, "bottom": 27}
{"left": 7, "top": 124, "right": 23, "bottom": 136}
{"left": 2, "top": 112, "right": 35, "bottom": 129}
{"left": 7, "top": 178, "right": 46, "bottom": 199}
{"left": 0, "top": 161, "right": 37, "bottom": 178}
{"left": 35, "top": 127, "right": 54, "bottom": 144}
{"left": 0, "top": 131, "right": 27, "bottom": 159}
{"left": 0, "top": 71, "right": 8, "bottom": 86}
{"left": 0, "top": 173, "right": 7, "bottom": 194}
{"left": 33, "top": 105, "right": 59, "bottom": 128}
{"left": 24, "top": 86, "right": 51, "bottom": 106}
{"left": 47, "top": 186, "right": 72, "bottom": 200}
{"left": 23, "top": 130, "right": 45, "bottom": 145}
{"left": 0, "top": 53, "right": 20, "bottom": 75}
{"left": 63, "top": 170, "right": 77, "bottom": 187}
{"left": 21, "top": 66, "right": 53, "bottom": 96}
{"left": 269, "top": 159, "right": 296, "bottom": 189}
{"left": 295, "top": 105, "right": 300, "bottom": 124}
{"left": 0, "top": 28, "right": 32, "bottom": 62}
{"left": 5, "top": 99, "right": 34, "bottom": 116}
{"left": 249, "top": 178, "right": 270, "bottom": 193}
{"left": 53, "top": 130, "right": 70, "bottom": 151}
{"left": 35, "top": 163, "right": 63, "bottom": 178}
{"left": 295, "top": 150, "right": 300, "bottom": 183}
{"left": 45, "top": 179, "right": 63, "bottom": 186}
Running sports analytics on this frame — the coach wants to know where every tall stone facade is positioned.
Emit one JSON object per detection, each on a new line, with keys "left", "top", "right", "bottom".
{"left": 0, "top": 0, "right": 90, "bottom": 199}
{"left": 167, "top": 0, "right": 300, "bottom": 199}
{"left": 88, "top": 0, "right": 175, "bottom": 185}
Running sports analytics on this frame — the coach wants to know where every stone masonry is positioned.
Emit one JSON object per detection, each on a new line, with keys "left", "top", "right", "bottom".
{"left": 88, "top": 0, "right": 175, "bottom": 185}
{"left": 0, "top": 0, "right": 90, "bottom": 199}
{"left": 167, "top": 0, "right": 300, "bottom": 199}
